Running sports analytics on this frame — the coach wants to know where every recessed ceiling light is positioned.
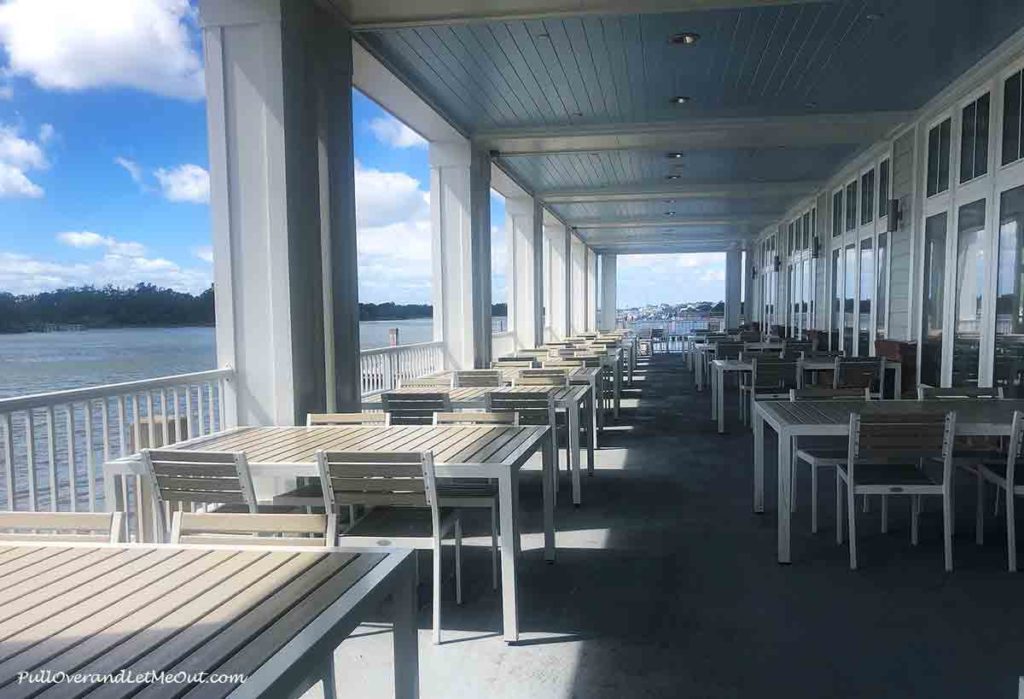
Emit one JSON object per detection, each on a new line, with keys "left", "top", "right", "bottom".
{"left": 665, "top": 174, "right": 681, "bottom": 180}
{"left": 865, "top": 12, "right": 883, "bottom": 21}
{"left": 669, "top": 32, "right": 700, "bottom": 46}
{"left": 804, "top": 101, "right": 818, "bottom": 109}
{"left": 666, "top": 152, "right": 684, "bottom": 159}
{"left": 665, "top": 211, "right": 676, "bottom": 216}
{"left": 670, "top": 95, "right": 691, "bottom": 105}
{"left": 665, "top": 199, "right": 676, "bottom": 204}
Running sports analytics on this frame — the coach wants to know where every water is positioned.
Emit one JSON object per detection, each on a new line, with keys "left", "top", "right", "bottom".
{"left": 0, "top": 317, "right": 506, "bottom": 398}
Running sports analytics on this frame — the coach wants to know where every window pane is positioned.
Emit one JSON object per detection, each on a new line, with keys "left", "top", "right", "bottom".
{"left": 975, "top": 93, "right": 990, "bottom": 178}
{"left": 861, "top": 169, "right": 875, "bottom": 225}
{"left": 1003, "top": 71, "right": 1022, "bottom": 166}
{"left": 952, "top": 199, "right": 986, "bottom": 387}
{"left": 921, "top": 212, "right": 947, "bottom": 386}
{"left": 876, "top": 232, "right": 888, "bottom": 337}
{"left": 938, "top": 119, "right": 951, "bottom": 193}
{"left": 845, "top": 181, "right": 858, "bottom": 231}
{"left": 844, "top": 243, "right": 856, "bottom": 351}
{"left": 859, "top": 238, "right": 873, "bottom": 356}
{"left": 832, "top": 190, "right": 843, "bottom": 237}
{"left": 960, "top": 100, "right": 977, "bottom": 183}
{"left": 994, "top": 184, "right": 1024, "bottom": 397}
{"left": 878, "top": 159, "right": 890, "bottom": 218}
{"left": 831, "top": 248, "right": 841, "bottom": 350}
{"left": 927, "top": 124, "right": 940, "bottom": 196}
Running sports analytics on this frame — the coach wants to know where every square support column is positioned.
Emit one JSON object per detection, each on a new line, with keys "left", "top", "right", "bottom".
{"left": 546, "top": 222, "right": 570, "bottom": 339}
{"left": 571, "top": 235, "right": 587, "bottom": 335}
{"left": 586, "top": 248, "right": 598, "bottom": 331}
{"left": 430, "top": 141, "right": 492, "bottom": 369}
{"left": 200, "top": 0, "right": 360, "bottom": 425}
{"left": 600, "top": 254, "right": 617, "bottom": 330}
{"left": 506, "top": 197, "right": 544, "bottom": 349}
{"left": 725, "top": 249, "right": 743, "bottom": 330}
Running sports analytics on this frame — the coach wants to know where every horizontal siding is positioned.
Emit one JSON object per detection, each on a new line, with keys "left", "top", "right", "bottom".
{"left": 887, "top": 130, "right": 915, "bottom": 341}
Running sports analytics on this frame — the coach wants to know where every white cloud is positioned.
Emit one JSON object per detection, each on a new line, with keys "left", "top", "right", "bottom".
{"left": 114, "top": 156, "right": 143, "bottom": 184}
{"left": 0, "top": 123, "right": 48, "bottom": 197}
{"left": 616, "top": 253, "right": 727, "bottom": 306}
{"left": 154, "top": 163, "right": 209, "bottom": 203}
{"left": 0, "top": 232, "right": 211, "bottom": 294}
{"left": 368, "top": 116, "right": 427, "bottom": 149}
{"left": 192, "top": 245, "right": 213, "bottom": 263}
{"left": 354, "top": 160, "right": 428, "bottom": 228}
{"left": 0, "top": 0, "right": 203, "bottom": 100}
{"left": 37, "top": 123, "right": 54, "bottom": 144}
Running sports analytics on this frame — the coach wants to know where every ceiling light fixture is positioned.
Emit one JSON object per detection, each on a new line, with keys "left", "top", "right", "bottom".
{"left": 665, "top": 174, "right": 681, "bottom": 180}
{"left": 666, "top": 152, "right": 684, "bottom": 159}
{"left": 669, "top": 32, "right": 700, "bottom": 46}
{"left": 665, "top": 211, "right": 676, "bottom": 216}
{"left": 865, "top": 12, "right": 883, "bottom": 20}
{"left": 670, "top": 95, "right": 691, "bottom": 105}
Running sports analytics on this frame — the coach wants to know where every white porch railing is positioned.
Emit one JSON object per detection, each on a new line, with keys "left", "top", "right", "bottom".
{"left": 360, "top": 341, "right": 445, "bottom": 395}
{"left": 0, "top": 368, "right": 233, "bottom": 518}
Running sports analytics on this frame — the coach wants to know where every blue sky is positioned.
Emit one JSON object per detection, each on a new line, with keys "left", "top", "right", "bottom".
{"left": 0, "top": 0, "right": 721, "bottom": 307}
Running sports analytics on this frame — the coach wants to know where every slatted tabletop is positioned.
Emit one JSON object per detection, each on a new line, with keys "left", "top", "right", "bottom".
{"left": 0, "top": 544, "right": 404, "bottom": 699}
{"left": 432, "top": 366, "right": 600, "bottom": 384}
{"left": 170, "top": 424, "right": 549, "bottom": 467}
{"left": 362, "top": 384, "right": 589, "bottom": 410}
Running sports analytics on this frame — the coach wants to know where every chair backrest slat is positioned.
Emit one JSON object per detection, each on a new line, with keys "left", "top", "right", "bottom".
{"left": 381, "top": 392, "right": 451, "bottom": 425}
{"left": 307, "top": 412, "right": 388, "bottom": 426}
{"left": 492, "top": 359, "right": 538, "bottom": 368}
{"left": 789, "top": 387, "right": 870, "bottom": 401}
{"left": 170, "top": 512, "right": 336, "bottom": 547}
{"left": 486, "top": 391, "right": 555, "bottom": 426}
{"left": 851, "top": 411, "right": 954, "bottom": 462}
{"left": 837, "top": 357, "right": 885, "bottom": 390}
{"left": 514, "top": 371, "right": 568, "bottom": 386}
{"left": 433, "top": 411, "right": 519, "bottom": 426}
{"left": 398, "top": 376, "right": 453, "bottom": 388}
{"left": 751, "top": 358, "right": 799, "bottom": 391}
{"left": 0, "top": 511, "right": 124, "bottom": 543}
{"left": 917, "top": 386, "right": 1004, "bottom": 400}
{"left": 142, "top": 449, "right": 256, "bottom": 514}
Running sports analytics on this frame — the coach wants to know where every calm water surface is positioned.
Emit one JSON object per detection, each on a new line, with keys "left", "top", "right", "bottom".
{"left": 0, "top": 319, "right": 445, "bottom": 398}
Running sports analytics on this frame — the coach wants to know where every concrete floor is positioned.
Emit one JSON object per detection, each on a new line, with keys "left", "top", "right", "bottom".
{"left": 331, "top": 354, "right": 1024, "bottom": 698}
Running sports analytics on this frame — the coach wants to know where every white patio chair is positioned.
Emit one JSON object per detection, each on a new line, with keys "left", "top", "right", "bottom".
{"left": 0, "top": 511, "right": 124, "bottom": 543}
{"left": 170, "top": 511, "right": 336, "bottom": 547}
{"left": 974, "top": 410, "right": 1024, "bottom": 570}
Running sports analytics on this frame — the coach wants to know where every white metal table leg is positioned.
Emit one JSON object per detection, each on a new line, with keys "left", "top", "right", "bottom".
{"left": 541, "top": 438, "right": 555, "bottom": 563}
{"left": 498, "top": 469, "right": 522, "bottom": 642}
{"left": 392, "top": 557, "right": 419, "bottom": 699}
{"left": 778, "top": 427, "right": 793, "bottom": 563}
{"left": 753, "top": 407, "right": 765, "bottom": 513}
{"left": 586, "top": 392, "right": 596, "bottom": 476}
{"left": 568, "top": 402, "right": 582, "bottom": 506}
{"left": 717, "top": 366, "right": 726, "bottom": 434}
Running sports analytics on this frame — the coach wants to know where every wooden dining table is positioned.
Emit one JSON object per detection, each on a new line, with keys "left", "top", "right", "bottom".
{"left": 103, "top": 423, "right": 555, "bottom": 643}
{"left": 363, "top": 384, "right": 593, "bottom": 505}
{"left": 0, "top": 541, "right": 418, "bottom": 698}
{"left": 751, "top": 398, "right": 1024, "bottom": 564}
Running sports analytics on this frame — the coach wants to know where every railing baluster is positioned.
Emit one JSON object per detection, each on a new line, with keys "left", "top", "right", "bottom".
{"left": 173, "top": 387, "right": 181, "bottom": 444}
{"left": 132, "top": 395, "right": 142, "bottom": 455}
{"left": 66, "top": 404, "right": 77, "bottom": 512}
{"left": 2, "top": 413, "right": 13, "bottom": 511}
{"left": 160, "top": 389, "right": 170, "bottom": 447}
{"left": 117, "top": 396, "right": 128, "bottom": 457}
{"left": 85, "top": 399, "right": 96, "bottom": 512}
{"left": 146, "top": 391, "right": 156, "bottom": 451}
{"left": 185, "top": 385, "right": 195, "bottom": 440}
{"left": 25, "top": 409, "right": 37, "bottom": 512}
{"left": 207, "top": 383, "right": 215, "bottom": 433}
{"left": 45, "top": 406, "right": 57, "bottom": 512}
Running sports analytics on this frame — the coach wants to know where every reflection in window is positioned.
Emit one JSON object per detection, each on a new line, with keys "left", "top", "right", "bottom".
{"left": 921, "top": 213, "right": 947, "bottom": 386}
{"left": 878, "top": 159, "right": 890, "bottom": 219}
{"left": 832, "top": 190, "right": 843, "bottom": 237}
{"left": 1003, "top": 69, "right": 1023, "bottom": 166}
{"left": 861, "top": 169, "right": 875, "bottom": 225}
{"left": 926, "top": 118, "right": 951, "bottom": 197}
{"left": 844, "top": 244, "right": 856, "bottom": 352}
{"left": 952, "top": 200, "right": 986, "bottom": 387}
{"left": 845, "top": 181, "right": 858, "bottom": 231}
{"left": 876, "top": 232, "right": 888, "bottom": 338}
{"left": 859, "top": 238, "right": 873, "bottom": 356}
{"left": 959, "top": 93, "right": 990, "bottom": 183}
{"left": 994, "top": 185, "right": 1024, "bottom": 396}
{"left": 831, "top": 248, "right": 841, "bottom": 351}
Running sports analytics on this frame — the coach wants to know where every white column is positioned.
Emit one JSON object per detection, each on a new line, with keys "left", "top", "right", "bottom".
{"left": 200, "top": 0, "right": 360, "bottom": 425}
{"left": 600, "top": 254, "right": 617, "bottom": 330}
{"left": 546, "top": 223, "right": 570, "bottom": 339}
{"left": 586, "top": 248, "right": 598, "bottom": 330}
{"left": 507, "top": 197, "right": 543, "bottom": 349}
{"left": 571, "top": 235, "right": 587, "bottom": 335}
{"left": 430, "top": 141, "right": 492, "bottom": 369}
{"left": 725, "top": 249, "right": 742, "bottom": 330}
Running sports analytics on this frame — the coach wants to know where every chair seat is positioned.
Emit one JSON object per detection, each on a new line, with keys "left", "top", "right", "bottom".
{"left": 343, "top": 506, "right": 458, "bottom": 541}
{"left": 842, "top": 463, "right": 940, "bottom": 487}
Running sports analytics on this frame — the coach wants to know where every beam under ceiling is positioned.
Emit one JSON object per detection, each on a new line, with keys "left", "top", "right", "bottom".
{"left": 572, "top": 215, "right": 772, "bottom": 229}
{"left": 540, "top": 181, "right": 816, "bottom": 204}
{"left": 478, "top": 112, "right": 913, "bottom": 156}
{"left": 336, "top": 0, "right": 830, "bottom": 29}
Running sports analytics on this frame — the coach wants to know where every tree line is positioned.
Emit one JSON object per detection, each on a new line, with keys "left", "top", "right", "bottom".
{"left": 0, "top": 285, "right": 508, "bottom": 333}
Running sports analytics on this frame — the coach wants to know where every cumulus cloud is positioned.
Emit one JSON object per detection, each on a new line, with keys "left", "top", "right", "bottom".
{"left": 114, "top": 156, "right": 143, "bottom": 185}
{"left": 192, "top": 245, "right": 213, "bottom": 263}
{"left": 154, "top": 163, "right": 209, "bottom": 203}
{"left": 0, "top": 231, "right": 211, "bottom": 295}
{"left": 0, "top": 0, "right": 203, "bottom": 100}
{"left": 616, "top": 253, "right": 727, "bottom": 306}
{"left": 368, "top": 116, "right": 427, "bottom": 149}
{"left": 0, "top": 123, "right": 49, "bottom": 198}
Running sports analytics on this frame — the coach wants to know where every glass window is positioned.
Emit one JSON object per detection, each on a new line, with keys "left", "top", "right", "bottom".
{"left": 861, "top": 169, "right": 875, "bottom": 225}
{"left": 994, "top": 185, "right": 1024, "bottom": 396}
{"left": 960, "top": 93, "right": 990, "bottom": 183}
{"left": 1003, "top": 69, "right": 1023, "bottom": 166}
{"left": 832, "top": 190, "right": 843, "bottom": 237}
{"left": 844, "top": 243, "right": 856, "bottom": 351}
{"left": 845, "top": 181, "right": 858, "bottom": 231}
{"left": 802, "top": 212, "right": 812, "bottom": 251}
{"left": 952, "top": 200, "right": 986, "bottom": 387}
{"left": 921, "top": 213, "right": 948, "bottom": 386}
{"left": 858, "top": 238, "right": 873, "bottom": 356}
{"left": 878, "top": 159, "right": 890, "bottom": 218}
{"left": 831, "top": 248, "right": 842, "bottom": 351}
{"left": 788, "top": 222, "right": 795, "bottom": 255}
{"left": 876, "top": 232, "right": 888, "bottom": 338}
{"left": 926, "top": 118, "right": 952, "bottom": 197}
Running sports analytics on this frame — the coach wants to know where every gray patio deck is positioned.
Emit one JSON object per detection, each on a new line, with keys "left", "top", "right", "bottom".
{"left": 334, "top": 353, "right": 1024, "bottom": 698}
